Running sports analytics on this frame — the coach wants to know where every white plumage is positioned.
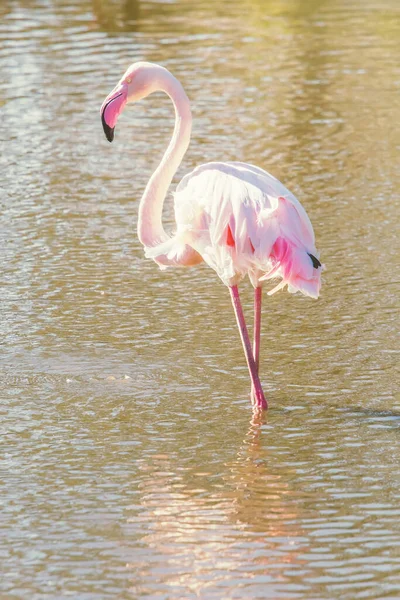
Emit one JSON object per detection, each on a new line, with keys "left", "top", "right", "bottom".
{"left": 146, "top": 161, "right": 321, "bottom": 298}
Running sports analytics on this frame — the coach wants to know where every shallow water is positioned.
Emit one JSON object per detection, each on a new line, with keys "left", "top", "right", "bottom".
{"left": 1, "top": 0, "right": 399, "bottom": 598}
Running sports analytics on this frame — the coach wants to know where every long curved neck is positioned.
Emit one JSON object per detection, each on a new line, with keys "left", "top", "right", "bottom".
{"left": 137, "top": 69, "right": 192, "bottom": 248}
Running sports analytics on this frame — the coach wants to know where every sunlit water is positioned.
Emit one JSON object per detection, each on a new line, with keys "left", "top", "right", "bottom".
{"left": 1, "top": 0, "right": 399, "bottom": 598}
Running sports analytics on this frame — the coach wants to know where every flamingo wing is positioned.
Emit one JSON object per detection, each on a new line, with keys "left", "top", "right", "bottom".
{"left": 145, "top": 161, "right": 322, "bottom": 298}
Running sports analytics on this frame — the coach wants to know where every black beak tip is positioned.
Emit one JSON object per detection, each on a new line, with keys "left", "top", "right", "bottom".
{"left": 101, "top": 111, "right": 115, "bottom": 142}
{"left": 104, "top": 123, "right": 115, "bottom": 143}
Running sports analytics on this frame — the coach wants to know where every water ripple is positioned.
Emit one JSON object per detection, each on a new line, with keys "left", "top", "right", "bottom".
{"left": 1, "top": 0, "right": 400, "bottom": 598}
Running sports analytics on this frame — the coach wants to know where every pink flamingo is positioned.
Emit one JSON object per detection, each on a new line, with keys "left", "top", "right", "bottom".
{"left": 100, "top": 62, "right": 322, "bottom": 410}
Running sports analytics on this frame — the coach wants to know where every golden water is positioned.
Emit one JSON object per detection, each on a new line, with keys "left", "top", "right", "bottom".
{"left": 1, "top": 0, "right": 399, "bottom": 598}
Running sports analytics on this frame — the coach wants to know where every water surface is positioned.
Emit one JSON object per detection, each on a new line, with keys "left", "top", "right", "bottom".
{"left": 1, "top": 0, "right": 399, "bottom": 598}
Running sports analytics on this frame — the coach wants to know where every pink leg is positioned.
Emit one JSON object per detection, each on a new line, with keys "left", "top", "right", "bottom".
{"left": 253, "top": 286, "right": 262, "bottom": 372}
{"left": 251, "top": 286, "right": 262, "bottom": 402}
{"left": 229, "top": 285, "right": 267, "bottom": 410}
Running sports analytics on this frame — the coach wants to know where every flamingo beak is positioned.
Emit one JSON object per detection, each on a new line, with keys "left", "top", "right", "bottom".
{"left": 100, "top": 82, "right": 128, "bottom": 142}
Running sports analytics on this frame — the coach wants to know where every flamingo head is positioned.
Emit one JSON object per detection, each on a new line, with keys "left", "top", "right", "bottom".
{"left": 100, "top": 62, "right": 164, "bottom": 142}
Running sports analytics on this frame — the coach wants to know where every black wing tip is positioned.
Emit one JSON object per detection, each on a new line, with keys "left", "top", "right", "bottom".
{"left": 101, "top": 110, "right": 115, "bottom": 142}
{"left": 308, "top": 253, "right": 322, "bottom": 269}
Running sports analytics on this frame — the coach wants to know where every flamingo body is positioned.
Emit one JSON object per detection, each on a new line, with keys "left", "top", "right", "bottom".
{"left": 146, "top": 160, "right": 321, "bottom": 298}
{"left": 100, "top": 62, "right": 323, "bottom": 410}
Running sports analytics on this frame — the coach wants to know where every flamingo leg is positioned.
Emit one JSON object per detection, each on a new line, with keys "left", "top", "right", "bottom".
{"left": 229, "top": 285, "right": 267, "bottom": 410}
{"left": 251, "top": 286, "right": 262, "bottom": 403}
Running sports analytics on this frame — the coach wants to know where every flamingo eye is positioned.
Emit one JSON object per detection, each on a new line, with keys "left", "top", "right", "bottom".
{"left": 126, "top": 77, "right": 132, "bottom": 84}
